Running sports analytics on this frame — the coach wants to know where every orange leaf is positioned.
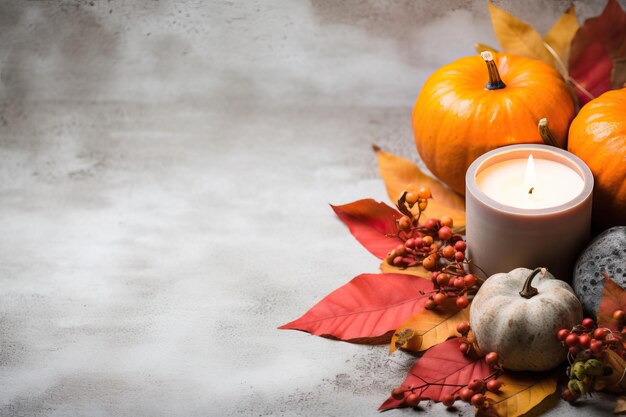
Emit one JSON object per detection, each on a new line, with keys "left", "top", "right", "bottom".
{"left": 597, "top": 273, "right": 626, "bottom": 331}
{"left": 543, "top": 3, "right": 579, "bottom": 69}
{"left": 475, "top": 43, "right": 499, "bottom": 54}
{"left": 480, "top": 372, "right": 558, "bottom": 417}
{"left": 379, "top": 260, "right": 431, "bottom": 280}
{"left": 390, "top": 303, "right": 470, "bottom": 353}
{"left": 373, "top": 146, "right": 465, "bottom": 230}
{"left": 487, "top": 1, "right": 554, "bottom": 66}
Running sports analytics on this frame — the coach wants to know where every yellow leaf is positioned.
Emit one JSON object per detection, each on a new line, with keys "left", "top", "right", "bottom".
{"left": 389, "top": 304, "right": 470, "bottom": 353}
{"left": 487, "top": 1, "right": 554, "bottom": 66}
{"left": 615, "top": 396, "right": 626, "bottom": 414}
{"left": 543, "top": 4, "right": 579, "bottom": 70}
{"left": 475, "top": 43, "right": 499, "bottom": 54}
{"left": 480, "top": 372, "right": 557, "bottom": 417}
{"left": 379, "top": 261, "right": 431, "bottom": 279}
{"left": 373, "top": 146, "right": 466, "bottom": 230}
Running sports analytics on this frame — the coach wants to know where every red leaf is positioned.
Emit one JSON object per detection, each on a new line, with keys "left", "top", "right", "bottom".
{"left": 379, "top": 338, "right": 491, "bottom": 410}
{"left": 568, "top": 0, "right": 626, "bottom": 104}
{"left": 279, "top": 273, "right": 434, "bottom": 344}
{"left": 331, "top": 199, "right": 402, "bottom": 259}
{"left": 597, "top": 273, "right": 626, "bottom": 331}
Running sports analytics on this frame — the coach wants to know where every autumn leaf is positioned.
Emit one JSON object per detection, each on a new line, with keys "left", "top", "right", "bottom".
{"left": 379, "top": 338, "right": 491, "bottom": 410}
{"left": 487, "top": 1, "right": 554, "bottom": 65}
{"left": 279, "top": 273, "right": 434, "bottom": 344}
{"left": 379, "top": 260, "right": 430, "bottom": 279}
{"left": 373, "top": 146, "right": 466, "bottom": 231}
{"left": 599, "top": 350, "right": 626, "bottom": 393}
{"left": 615, "top": 395, "right": 626, "bottom": 414}
{"left": 568, "top": 0, "right": 626, "bottom": 104}
{"left": 543, "top": 4, "right": 579, "bottom": 70}
{"left": 390, "top": 303, "right": 470, "bottom": 353}
{"left": 331, "top": 199, "right": 402, "bottom": 259}
{"left": 475, "top": 43, "right": 499, "bottom": 54}
{"left": 479, "top": 372, "right": 558, "bottom": 417}
{"left": 596, "top": 273, "right": 626, "bottom": 331}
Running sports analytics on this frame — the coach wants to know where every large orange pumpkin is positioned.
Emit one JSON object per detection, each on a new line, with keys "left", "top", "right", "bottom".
{"left": 413, "top": 52, "right": 575, "bottom": 195}
{"left": 568, "top": 88, "right": 626, "bottom": 228}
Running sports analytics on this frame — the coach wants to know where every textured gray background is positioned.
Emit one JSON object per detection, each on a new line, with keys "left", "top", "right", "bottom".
{"left": 0, "top": 0, "right": 620, "bottom": 416}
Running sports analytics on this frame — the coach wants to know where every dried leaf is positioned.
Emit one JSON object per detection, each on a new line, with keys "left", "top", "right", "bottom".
{"left": 568, "top": 0, "right": 626, "bottom": 104}
{"left": 331, "top": 199, "right": 402, "bottom": 260}
{"left": 279, "top": 273, "right": 434, "bottom": 344}
{"left": 390, "top": 303, "right": 470, "bottom": 353}
{"left": 601, "top": 350, "right": 626, "bottom": 393}
{"left": 379, "top": 338, "right": 491, "bottom": 410}
{"left": 480, "top": 372, "right": 558, "bottom": 417}
{"left": 379, "top": 260, "right": 430, "bottom": 279}
{"left": 597, "top": 274, "right": 626, "bottom": 331}
{"left": 475, "top": 43, "right": 499, "bottom": 54}
{"left": 487, "top": 1, "right": 554, "bottom": 65}
{"left": 543, "top": 4, "right": 579, "bottom": 67}
{"left": 373, "top": 146, "right": 465, "bottom": 230}
{"left": 615, "top": 395, "right": 626, "bottom": 414}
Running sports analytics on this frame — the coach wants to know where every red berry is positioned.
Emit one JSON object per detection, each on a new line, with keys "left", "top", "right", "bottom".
{"left": 454, "top": 251, "right": 465, "bottom": 262}
{"left": 433, "top": 292, "right": 447, "bottom": 305}
{"left": 441, "top": 395, "right": 455, "bottom": 407}
{"left": 486, "top": 380, "right": 502, "bottom": 392}
{"left": 436, "top": 273, "right": 450, "bottom": 287}
{"left": 590, "top": 340, "right": 603, "bottom": 354}
{"left": 413, "top": 237, "right": 423, "bottom": 247}
{"left": 454, "top": 277, "right": 465, "bottom": 289}
{"left": 431, "top": 272, "right": 439, "bottom": 284}
{"left": 425, "top": 299, "right": 436, "bottom": 310}
{"left": 456, "top": 321, "right": 470, "bottom": 335}
{"left": 456, "top": 295, "right": 469, "bottom": 309}
{"left": 422, "top": 235, "right": 434, "bottom": 246}
{"left": 614, "top": 310, "right": 625, "bottom": 321}
{"left": 398, "top": 216, "right": 412, "bottom": 230}
{"left": 459, "top": 342, "right": 469, "bottom": 354}
{"left": 438, "top": 226, "right": 453, "bottom": 241}
{"left": 565, "top": 333, "right": 579, "bottom": 347}
{"left": 391, "top": 387, "right": 406, "bottom": 400}
{"left": 442, "top": 245, "right": 455, "bottom": 259}
{"left": 568, "top": 346, "right": 579, "bottom": 355}
{"left": 468, "top": 379, "right": 485, "bottom": 392}
{"left": 463, "top": 274, "right": 477, "bottom": 287}
{"left": 557, "top": 328, "right": 570, "bottom": 341}
{"left": 470, "top": 393, "right": 485, "bottom": 407}
{"left": 459, "top": 387, "right": 474, "bottom": 402}
{"left": 562, "top": 388, "right": 579, "bottom": 402}
{"left": 395, "top": 244, "right": 406, "bottom": 256}
{"left": 405, "top": 393, "right": 420, "bottom": 407}
{"left": 582, "top": 318, "right": 595, "bottom": 329}
{"left": 485, "top": 352, "right": 499, "bottom": 367}
{"left": 579, "top": 333, "right": 591, "bottom": 348}
{"left": 424, "top": 218, "right": 439, "bottom": 230}
{"left": 454, "top": 241, "right": 466, "bottom": 252}
{"left": 594, "top": 328, "right": 608, "bottom": 340}
{"left": 440, "top": 215, "right": 453, "bottom": 227}
{"left": 405, "top": 238, "right": 416, "bottom": 248}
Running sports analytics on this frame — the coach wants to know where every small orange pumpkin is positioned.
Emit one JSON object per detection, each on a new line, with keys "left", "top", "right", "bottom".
{"left": 568, "top": 88, "right": 626, "bottom": 228}
{"left": 413, "top": 52, "right": 575, "bottom": 195}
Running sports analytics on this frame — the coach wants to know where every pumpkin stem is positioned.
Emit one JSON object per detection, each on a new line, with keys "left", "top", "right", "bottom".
{"left": 481, "top": 51, "right": 506, "bottom": 90}
{"left": 519, "top": 267, "right": 546, "bottom": 299}
{"left": 538, "top": 118, "right": 559, "bottom": 147}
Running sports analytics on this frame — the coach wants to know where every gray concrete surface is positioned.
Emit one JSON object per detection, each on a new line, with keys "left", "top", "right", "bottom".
{"left": 0, "top": 0, "right": 620, "bottom": 416}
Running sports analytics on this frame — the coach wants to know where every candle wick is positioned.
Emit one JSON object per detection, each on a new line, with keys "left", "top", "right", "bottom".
{"left": 528, "top": 187, "right": 534, "bottom": 195}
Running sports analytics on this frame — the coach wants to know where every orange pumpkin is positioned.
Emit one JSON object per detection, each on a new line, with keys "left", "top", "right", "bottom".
{"left": 568, "top": 88, "right": 626, "bottom": 228}
{"left": 412, "top": 52, "right": 575, "bottom": 195}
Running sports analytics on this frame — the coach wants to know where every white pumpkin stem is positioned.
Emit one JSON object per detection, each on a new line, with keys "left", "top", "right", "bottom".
{"left": 481, "top": 51, "right": 506, "bottom": 91}
{"left": 519, "top": 267, "right": 546, "bottom": 299}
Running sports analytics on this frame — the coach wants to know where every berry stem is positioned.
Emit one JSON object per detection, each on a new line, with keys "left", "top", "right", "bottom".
{"left": 519, "top": 267, "right": 545, "bottom": 299}
{"left": 480, "top": 51, "right": 506, "bottom": 90}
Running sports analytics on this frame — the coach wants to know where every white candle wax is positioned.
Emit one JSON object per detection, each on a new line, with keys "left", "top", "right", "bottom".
{"left": 476, "top": 157, "right": 584, "bottom": 209}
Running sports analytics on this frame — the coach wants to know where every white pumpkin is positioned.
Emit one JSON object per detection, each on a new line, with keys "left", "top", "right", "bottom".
{"left": 470, "top": 267, "right": 583, "bottom": 371}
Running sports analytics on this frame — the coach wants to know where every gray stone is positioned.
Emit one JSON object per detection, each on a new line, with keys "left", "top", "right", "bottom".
{"left": 573, "top": 226, "right": 626, "bottom": 318}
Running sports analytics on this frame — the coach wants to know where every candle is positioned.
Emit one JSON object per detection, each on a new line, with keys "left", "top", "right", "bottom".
{"left": 466, "top": 144, "right": 593, "bottom": 281}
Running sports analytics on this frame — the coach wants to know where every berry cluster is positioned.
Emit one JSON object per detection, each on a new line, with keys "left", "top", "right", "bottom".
{"left": 384, "top": 188, "right": 481, "bottom": 309}
{"left": 557, "top": 317, "right": 622, "bottom": 402}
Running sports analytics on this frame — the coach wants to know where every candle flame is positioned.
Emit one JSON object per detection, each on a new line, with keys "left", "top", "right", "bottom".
{"left": 525, "top": 154, "right": 535, "bottom": 194}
